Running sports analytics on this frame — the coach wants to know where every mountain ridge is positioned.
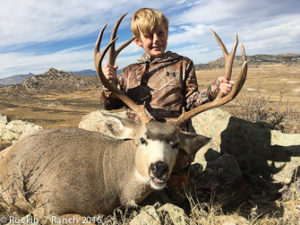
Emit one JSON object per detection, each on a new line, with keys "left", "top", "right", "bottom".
{"left": 195, "top": 53, "right": 300, "bottom": 70}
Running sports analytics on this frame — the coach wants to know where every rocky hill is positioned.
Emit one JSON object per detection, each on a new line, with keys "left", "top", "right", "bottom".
{"left": 195, "top": 53, "right": 300, "bottom": 70}
{"left": 1, "top": 68, "right": 100, "bottom": 94}
{"left": 0, "top": 69, "right": 99, "bottom": 87}
{"left": 23, "top": 68, "right": 99, "bottom": 93}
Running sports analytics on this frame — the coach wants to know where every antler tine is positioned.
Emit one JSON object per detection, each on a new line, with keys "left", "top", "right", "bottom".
{"left": 210, "top": 29, "right": 238, "bottom": 80}
{"left": 107, "top": 13, "right": 135, "bottom": 66}
{"left": 211, "top": 29, "right": 238, "bottom": 100}
{"left": 175, "top": 60, "right": 247, "bottom": 125}
{"left": 94, "top": 24, "right": 107, "bottom": 72}
{"left": 174, "top": 36, "right": 248, "bottom": 126}
{"left": 241, "top": 42, "right": 247, "bottom": 61}
{"left": 95, "top": 36, "right": 121, "bottom": 94}
{"left": 94, "top": 15, "right": 151, "bottom": 124}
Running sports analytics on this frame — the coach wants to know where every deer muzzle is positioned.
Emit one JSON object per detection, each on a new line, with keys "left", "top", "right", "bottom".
{"left": 149, "top": 161, "right": 169, "bottom": 190}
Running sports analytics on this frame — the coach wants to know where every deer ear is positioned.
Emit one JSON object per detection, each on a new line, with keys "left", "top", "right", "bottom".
{"left": 100, "top": 112, "right": 141, "bottom": 139}
{"left": 79, "top": 111, "right": 141, "bottom": 139}
{"left": 178, "top": 132, "right": 210, "bottom": 155}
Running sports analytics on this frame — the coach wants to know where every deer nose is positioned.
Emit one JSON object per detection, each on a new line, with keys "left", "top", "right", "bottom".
{"left": 151, "top": 161, "right": 169, "bottom": 178}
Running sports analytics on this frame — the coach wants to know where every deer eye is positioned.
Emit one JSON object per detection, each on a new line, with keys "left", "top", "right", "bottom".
{"left": 173, "top": 143, "right": 180, "bottom": 149}
{"left": 140, "top": 138, "right": 147, "bottom": 145}
{"left": 169, "top": 141, "right": 179, "bottom": 149}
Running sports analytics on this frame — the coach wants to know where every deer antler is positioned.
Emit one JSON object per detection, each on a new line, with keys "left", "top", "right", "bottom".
{"left": 211, "top": 29, "right": 247, "bottom": 99}
{"left": 94, "top": 14, "right": 151, "bottom": 123}
{"left": 174, "top": 31, "right": 248, "bottom": 125}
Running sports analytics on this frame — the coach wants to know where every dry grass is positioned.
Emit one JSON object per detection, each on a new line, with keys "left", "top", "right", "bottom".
{"left": 0, "top": 87, "right": 101, "bottom": 128}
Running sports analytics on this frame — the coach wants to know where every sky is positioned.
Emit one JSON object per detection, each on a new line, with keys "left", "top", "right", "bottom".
{"left": 0, "top": 0, "right": 300, "bottom": 78}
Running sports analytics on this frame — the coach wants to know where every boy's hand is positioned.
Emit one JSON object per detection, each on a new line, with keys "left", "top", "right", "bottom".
{"left": 102, "top": 64, "right": 118, "bottom": 82}
{"left": 218, "top": 76, "right": 234, "bottom": 96}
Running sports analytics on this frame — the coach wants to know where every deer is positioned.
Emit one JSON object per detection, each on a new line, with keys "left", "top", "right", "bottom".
{"left": 0, "top": 14, "right": 247, "bottom": 220}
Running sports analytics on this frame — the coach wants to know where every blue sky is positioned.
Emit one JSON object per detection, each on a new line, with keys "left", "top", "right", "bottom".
{"left": 0, "top": 0, "right": 300, "bottom": 78}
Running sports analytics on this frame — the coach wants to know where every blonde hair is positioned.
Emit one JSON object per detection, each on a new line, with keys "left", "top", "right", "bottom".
{"left": 131, "top": 8, "right": 168, "bottom": 37}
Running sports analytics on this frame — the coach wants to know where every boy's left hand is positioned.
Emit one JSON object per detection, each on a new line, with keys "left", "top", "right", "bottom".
{"left": 218, "top": 76, "right": 234, "bottom": 96}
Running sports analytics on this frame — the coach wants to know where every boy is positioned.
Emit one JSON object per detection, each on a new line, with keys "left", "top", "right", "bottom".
{"left": 100, "top": 8, "right": 233, "bottom": 132}
{"left": 100, "top": 8, "right": 233, "bottom": 201}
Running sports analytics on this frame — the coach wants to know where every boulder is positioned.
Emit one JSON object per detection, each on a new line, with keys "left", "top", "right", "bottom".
{"left": 192, "top": 108, "right": 300, "bottom": 185}
{"left": 0, "top": 116, "right": 43, "bottom": 150}
{"left": 129, "top": 203, "right": 189, "bottom": 225}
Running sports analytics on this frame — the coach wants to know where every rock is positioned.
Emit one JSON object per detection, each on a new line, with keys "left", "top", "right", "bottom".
{"left": 5, "top": 120, "right": 43, "bottom": 139}
{"left": 0, "top": 116, "right": 43, "bottom": 150}
{"left": 129, "top": 203, "right": 189, "bottom": 225}
{"left": 192, "top": 108, "right": 300, "bottom": 195}
{"left": 157, "top": 203, "right": 189, "bottom": 225}
{"left": 129, "top": 205, "right": 161, "bottom": 225}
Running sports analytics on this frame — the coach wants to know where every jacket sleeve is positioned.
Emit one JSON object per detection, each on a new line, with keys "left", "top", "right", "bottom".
{"left": 99, "top": 72, "right": 126, "bottom": 110}
{"left": 184, "top": 60, "right": 220, "bottom": 110}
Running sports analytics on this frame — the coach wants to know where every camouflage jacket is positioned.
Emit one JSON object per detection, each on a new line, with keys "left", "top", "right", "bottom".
{"left": 100, "top": 51, "right": 219, "bottom": 131}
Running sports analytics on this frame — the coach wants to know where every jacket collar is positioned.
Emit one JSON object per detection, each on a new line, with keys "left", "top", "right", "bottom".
{"left": 137, "top": 51, "right": 181, "bottom": 64}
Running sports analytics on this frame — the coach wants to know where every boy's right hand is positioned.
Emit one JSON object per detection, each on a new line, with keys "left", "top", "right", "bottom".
{"left": 102, "top": 64, "right": 118, "bottom": 82}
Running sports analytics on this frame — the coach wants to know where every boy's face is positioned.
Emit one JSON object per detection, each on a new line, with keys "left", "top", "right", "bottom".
{"left": 134, "top": 23, "right": 168, "bottom": 59}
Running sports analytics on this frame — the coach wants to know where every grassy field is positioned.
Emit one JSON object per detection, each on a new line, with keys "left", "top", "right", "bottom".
{"left": 197, "top": 64, "right": 300, "bottom": 110}
{"left": 0, "top": 86, "right": 101, "bottom": 128}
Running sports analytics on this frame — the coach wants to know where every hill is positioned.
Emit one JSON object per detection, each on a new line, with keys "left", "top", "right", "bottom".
{"left": 71, "top": 69, "right": 97, "bottom": 76}
{"left": 0, "top": 69, "right": 99, "bottom": 87}
{"left": 195, "top": 53, "right": 300, "bottom": 70}
{"left": 1, "top": 68, "right": 99, "bottom": 94}
{"left": 21, "top": 68, "right": 99, "bottom": 93}
{"left": 0, "top": 73, "right": 35, "bottom": 87}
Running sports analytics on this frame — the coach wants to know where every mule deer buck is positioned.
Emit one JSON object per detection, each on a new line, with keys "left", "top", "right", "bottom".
{"left": 0, "top": 14, "right": 247, "bottom": 219}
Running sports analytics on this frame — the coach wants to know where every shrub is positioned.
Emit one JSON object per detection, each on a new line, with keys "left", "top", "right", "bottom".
{"left": 231, "top": 88, "right": 300, "bottom": 133}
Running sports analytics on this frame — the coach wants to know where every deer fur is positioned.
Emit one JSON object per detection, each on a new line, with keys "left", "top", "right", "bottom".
{"left": 0, "top": 115, "right": 209, "bottom": 217}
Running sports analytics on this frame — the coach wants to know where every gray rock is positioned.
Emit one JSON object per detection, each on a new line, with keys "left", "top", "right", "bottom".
{"left": 129, "top": 205, "right": 161, "bottom": 225}
{"left": 157, "top": 203, "right": 189, "bottom": 225}
{"left": 129, "top": 203, "right": 189, "bottom": 225}
{"left": 0, "top": 116, "right": 43, "bottom": 150}
{"left": 192, "top": 108, "right": 300, "bottom": 194}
